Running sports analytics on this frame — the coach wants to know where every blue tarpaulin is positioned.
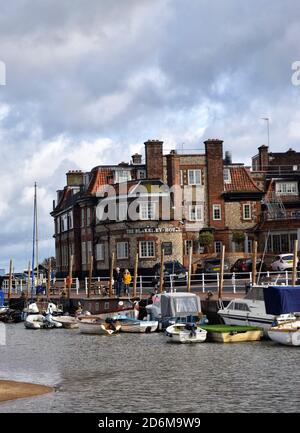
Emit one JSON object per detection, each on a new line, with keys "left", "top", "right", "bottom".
{"left": 263, "top": 286, "right": 300, "bottom": 315}
{"left": 0, "top": 289, "right": 4, "bottom": 306}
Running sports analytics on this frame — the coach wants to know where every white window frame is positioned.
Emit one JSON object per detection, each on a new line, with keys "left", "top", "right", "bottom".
{"left": 86, "top": 208, "right": 91, "bottom": 226}
{"left": 68, "top": 211, "right": 73, "bottom": 230}
{"left": 188, "top": 204, "right": 203, "bottom": 221}
{"left": 118, "top": 202, "right": 128, "bottom": 221}
{"left": 117, "top": 242, "right": 129, "bottom": 259}
{"left": 213, "top": 204, "right": 221, "bottom": 221}
{"left": 96, "top": 243, "right": 105, "bottom": 261}
{"left": 184, "top": 240, "right": 193, "bottom": 255}
{"left": 188, "top": 169, "right": 201, "bottom": 185}
{"left": 139, "top": 241, "right": 155, "bottom": 258}
{"left": 180, "top": 170, "right": 184, "bottom": 185}
{"left": 61, "top": 213, "right": 68, "bottom": 232}
{"left": 56, "top": 217, "right": 60, "bottom": 234}
{"left": 81, "top": 242, "right": 87, "bottom": 265}
{"left": 214, "top": 241, "right": 222, "bottom": 253}
{"left": 275, "top": 181, "right": 298, "bottom": 195}
{"left": 115, "top": 170, "right": 131, "bottom": 183}
{"left": 243, "top": 204, "right": 251, "bottom": 220}
{"left": 223, "top": 168, "right": 231, "bottom": 183}
{"left": 81, "top": 208, "right": 85, "bottom": 228}
{"left": 139, "top": 202, "right": 156, "bottom": 220}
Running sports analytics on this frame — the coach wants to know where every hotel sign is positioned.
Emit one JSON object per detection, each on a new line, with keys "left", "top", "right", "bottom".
{"left": 126, "top": 227, "right": 181, "bottom": 234}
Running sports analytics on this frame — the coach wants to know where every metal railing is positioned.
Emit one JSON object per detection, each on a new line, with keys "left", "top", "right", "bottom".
{"left": 2, "top": 271, "right": 299, "bottom": 297}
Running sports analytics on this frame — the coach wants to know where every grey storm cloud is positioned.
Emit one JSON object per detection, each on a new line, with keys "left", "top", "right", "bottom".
{"left": 0, "top": 0, "right": 300, "bottom": 270}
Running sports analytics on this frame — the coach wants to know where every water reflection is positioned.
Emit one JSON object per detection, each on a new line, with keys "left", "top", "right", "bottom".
{"left": 0, "top": 323, "right": 299, "bottom": 413}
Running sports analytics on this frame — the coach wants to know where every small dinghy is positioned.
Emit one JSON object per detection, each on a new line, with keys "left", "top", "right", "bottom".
{"left": 24, "top": 313, "right": 63, "bottom": 329}
{"left": 268, "top": 319, "right": 300, "bottom": 346}
{"left": 77, "top": 316, "right": 121, "bottom": 335}
{"left": 52, "top": 316, "right": 79, "bottom": 329}
{"left": 165, "top": 323, "right": 207, "bottom": 344}
{"left": 116, "top": 317, "right": 158, "bottom": 333}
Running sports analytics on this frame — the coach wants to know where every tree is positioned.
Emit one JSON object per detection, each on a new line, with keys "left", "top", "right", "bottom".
{"left": 232, "top": 231, "right": 245, "bottom": 245}
{"left": 199, "top": 231, "right": 214, "bottom": 252}
{"left": 42, "top": 257, "right": 56, "bottom": 270}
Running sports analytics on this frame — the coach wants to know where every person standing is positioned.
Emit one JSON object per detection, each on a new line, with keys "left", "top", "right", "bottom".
{"left": 123, "top": 269, "right": 132, "bottom": 296}
{"left": 113, "top": 267, "right": 123, "bottom": 297}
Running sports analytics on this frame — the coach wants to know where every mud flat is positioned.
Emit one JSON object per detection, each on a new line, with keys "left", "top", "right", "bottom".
{"left": 0, "top": 380, "right": 53, "bottom": 402}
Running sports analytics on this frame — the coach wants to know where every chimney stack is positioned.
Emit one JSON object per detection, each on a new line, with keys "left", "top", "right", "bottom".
{"left": 66, "top": 170, "right": 84, "bottom": 187}
{"left": 258, "top": 145, "right": 269, "bottom": 170}
{"left": 131, "top": 153, "right": 142, "bottom": 165}
{"left": 144, "top": 139, "right": 163, "bottom": 180}
{"left": 224, "top": 151, "right": 232, "bottom": 165}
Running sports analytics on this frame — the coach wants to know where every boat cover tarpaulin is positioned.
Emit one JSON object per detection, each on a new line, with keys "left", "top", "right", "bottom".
{"left": 161, "top": 293, "right": 201, "bottom": 317}
{"left": 263, "top": 286, "right": 300, "bottom": 315}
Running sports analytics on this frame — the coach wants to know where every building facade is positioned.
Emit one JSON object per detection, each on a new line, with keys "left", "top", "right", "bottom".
{"left": 52, "top": 138, "right": 299, "bottom": 278}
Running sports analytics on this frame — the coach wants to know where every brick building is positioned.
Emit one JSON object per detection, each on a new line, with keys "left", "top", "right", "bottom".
{"left": 252, "top": 145, "right": 300, "bottom": 253}
{"left": 51, "top": 138, "right": 265, "bottom": 277}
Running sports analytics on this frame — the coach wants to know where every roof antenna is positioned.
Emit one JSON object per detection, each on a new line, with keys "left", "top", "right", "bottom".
{"left": 261, "top": 117, "right": 270, "bottom": 147}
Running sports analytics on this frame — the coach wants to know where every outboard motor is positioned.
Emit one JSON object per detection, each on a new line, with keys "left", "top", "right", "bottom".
{"left": 185, "top": 322, "right": 197, "bottom": 337}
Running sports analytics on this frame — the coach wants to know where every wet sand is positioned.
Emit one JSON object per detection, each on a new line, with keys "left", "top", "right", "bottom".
{"left": 0, "top": 380, "right": 53, "bottom": 402}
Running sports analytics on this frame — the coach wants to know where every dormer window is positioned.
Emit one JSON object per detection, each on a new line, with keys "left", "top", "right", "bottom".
{"left": 114, "top": 170, "right": 131, "bottom": 183}
{"left": 223, "top": 168, "right": 231, "bottom": 183}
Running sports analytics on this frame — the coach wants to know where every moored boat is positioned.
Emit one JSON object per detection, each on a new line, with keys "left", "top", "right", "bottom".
{"left": 52, "top": 316, "right": 79, "bottom": 329}
{"left": 165, "top": 323, "right": 207, "bottom": 344}
{"left": 268, "top": 320, "right": 300, "bottom": 346}
{"left": 201, "top": 325, "right": 263, "bottom": 343}
{"left": 115, "top": 316, "right": 158, "bottom": 333}
{"left": 24, "top": 313, "right": 63, "bottom": 329}
{"left": 77, "top": 316, "right": 121, "bottom": 335}
{"left": 263, "top": 285, "right": 300, "bottom": 346}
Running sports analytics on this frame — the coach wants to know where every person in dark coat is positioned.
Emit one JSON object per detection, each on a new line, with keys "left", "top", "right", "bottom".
{"left": 113, "top": 267, "right": 123, "bottom": 297}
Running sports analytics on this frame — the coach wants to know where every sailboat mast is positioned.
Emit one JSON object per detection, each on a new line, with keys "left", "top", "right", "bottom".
{"left": 31, "top": 182, "right": 37, "bottom": 299}
{"left": 35, "top": 184, "right": 39, "bottom": 285}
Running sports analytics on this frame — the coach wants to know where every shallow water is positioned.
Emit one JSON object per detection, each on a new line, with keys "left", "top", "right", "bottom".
{"left": 0, "top": 323, "right": 299, "bottom": 413}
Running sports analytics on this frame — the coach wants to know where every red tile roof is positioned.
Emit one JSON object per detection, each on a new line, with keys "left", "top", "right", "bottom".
{"left": 225, "top": 167, "right": 262, "bottom": 193}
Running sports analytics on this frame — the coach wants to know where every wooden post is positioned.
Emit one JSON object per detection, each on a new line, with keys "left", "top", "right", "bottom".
{"left": 109, "top": 252, "right": 114, "bottom": 298}
{"left": 292, "top": 239, "right": 298, "bottom": 286}
{"left": 252, "top": 241, "right": 257, "bottom": 286}
{"left": 218, "top": 245, "right": 226, "bottom": 299}
{"left": 187, "top": 246, "right": 193, "bottom": 292}
{"left": 47, "top": 257, "right": 51, "bottom": 299}
{"left": 68, "top": 254, "right": 73, "bottom": 299}
{"left": 27, "top": 261, "right": 31, "bottom": 298}
{"left": 88, "top": 254, "right": 93, "bottom": 298}
{"left": 133, "top": 253, "right": 138, "bottom": 298}
{"left": 8, "top": 259, "right": 13, "bottom": 300}
{"left": 159, "top": 247, "right": 165, "bottom": 293}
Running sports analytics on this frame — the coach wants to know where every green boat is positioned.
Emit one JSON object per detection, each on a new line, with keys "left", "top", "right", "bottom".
{"left": 201, "top": 324, "right": 263, "bottom": 343}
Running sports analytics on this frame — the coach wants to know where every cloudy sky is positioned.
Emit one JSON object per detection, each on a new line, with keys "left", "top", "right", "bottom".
{"left": 0, "top": 0, "right": 300, "bottom": 271}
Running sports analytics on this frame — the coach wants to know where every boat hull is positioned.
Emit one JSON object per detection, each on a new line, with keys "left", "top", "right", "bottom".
{"left": 268, "top": 329, "right": 300, "bottom": 346}
{"left": 119, "top": 320, "right": 158, "bottom": 333}
{"left": 78, "top": 317, "right": 121, "bottom": 335}
{"left": 165, "top": 324, "right": 207, "bottom": 344}
{"left": 207, "top": 330, "right": 263, "bottom": 343}
{"left": 52, "top": 316, "right": 79, "bottom": 329}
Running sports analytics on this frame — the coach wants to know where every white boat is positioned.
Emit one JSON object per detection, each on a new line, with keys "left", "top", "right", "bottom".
{"left": 165, "top": 323, "right": 207, "bottom": 344}
{"left": 264, "top": 285, "right": 300, "bottom": 346}
{"left": 114, "top": 316, "right": 158, "bottom": 333}
{"left": 268, "top": 320, "right": 300, "bottom": 346}
{"left": 52, "top": 316, "right": 79, "bottom": 329}
{"left": 217, "top": 285, "right": 295, "bottom": 332}
{"left": 77, "top": 316, "right": 121, "bottom": 335}
{"left": 146, "top": 292, "right": 204, "bottom": 331}
{"left": 24, "top": 313, "right": 63, "bottom": 329}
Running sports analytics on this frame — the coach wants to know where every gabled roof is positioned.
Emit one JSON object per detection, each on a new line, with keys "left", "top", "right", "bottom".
{"left": 224, "top": 167, "right": 262, "bottom": 193}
